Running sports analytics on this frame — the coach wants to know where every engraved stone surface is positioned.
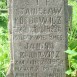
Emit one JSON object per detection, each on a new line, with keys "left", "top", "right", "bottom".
{"left": 11, "top": 0, "right": 68, "bottom": 77}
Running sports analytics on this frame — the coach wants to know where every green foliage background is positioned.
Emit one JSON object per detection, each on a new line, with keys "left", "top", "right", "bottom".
{"left": 0, "top": 0, "right": 10, "bottom": 77}
{"left": 0, "top": 0, "right": 77, "bottom": 77}
{"left": 65, "top": 0, "right": 77, "bottom": 77}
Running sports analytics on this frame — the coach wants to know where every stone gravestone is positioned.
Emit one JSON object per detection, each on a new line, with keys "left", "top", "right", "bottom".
{"left": 7, "top": 0, "right": 69, "bottom": 77}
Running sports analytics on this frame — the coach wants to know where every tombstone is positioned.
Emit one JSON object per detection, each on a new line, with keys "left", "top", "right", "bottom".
{"left": 7, "top": 0, "right": 69, "bottom": 77}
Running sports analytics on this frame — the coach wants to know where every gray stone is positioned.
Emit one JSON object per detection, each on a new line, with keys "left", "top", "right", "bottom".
{"left": 68, "top": 5, "right": 72, "bottom": 31}
{"left": 7, "top": 0, "right": 69, "bottom": 77}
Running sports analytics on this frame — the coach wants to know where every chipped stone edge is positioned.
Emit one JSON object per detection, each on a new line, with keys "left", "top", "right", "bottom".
{"left": 6, "top": 0, "right": 14, "bottom": 77}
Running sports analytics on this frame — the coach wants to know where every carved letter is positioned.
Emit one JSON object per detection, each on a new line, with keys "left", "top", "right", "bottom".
{"left": 36, "top": 0, "right": 39, "bottom": 5}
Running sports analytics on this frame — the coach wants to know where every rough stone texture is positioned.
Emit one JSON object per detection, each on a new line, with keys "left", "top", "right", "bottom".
{"left": 7, "top": 0, "right": 69, "bottom": 77}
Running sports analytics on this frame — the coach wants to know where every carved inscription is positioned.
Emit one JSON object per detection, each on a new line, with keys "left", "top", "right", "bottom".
{"left": 14, "top": 7, "right": 62, "bottom": 15}
{"left": 12, "top": 0, "right": 67, "bottom": 77}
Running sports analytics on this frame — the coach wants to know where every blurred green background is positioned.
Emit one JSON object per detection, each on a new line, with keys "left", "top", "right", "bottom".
{"left": 0, "top": 0, "right": 10, "bottom": 77}
{"left": 0, "top": 0, "right": 77, "bottom": 77}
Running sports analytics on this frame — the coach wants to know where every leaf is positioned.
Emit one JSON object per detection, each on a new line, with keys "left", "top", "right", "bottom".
{"left": 69, "top": 39, "right": 77, "bottom": 50}
{"left": 65, "top": 69, "right": 73, "bottom": 75}
{"left": 65, "top": 50, "right": 77, "bottom": 55}
{"left": 71, "top": 63, "right": 77, "bottom": 69}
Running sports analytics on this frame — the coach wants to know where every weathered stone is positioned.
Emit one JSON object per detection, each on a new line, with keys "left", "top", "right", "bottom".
{"left": 7, "top": 0, "right": 69, "bottom": 77}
